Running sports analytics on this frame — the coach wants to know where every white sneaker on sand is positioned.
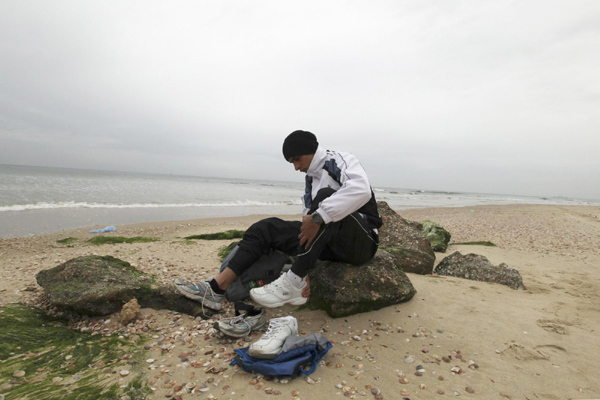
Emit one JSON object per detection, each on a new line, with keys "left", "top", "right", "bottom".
{"left": 249, "top": 273, "right": 307, "bottom": 308}
{"left": 215, "top": 306, "right": 267, "bottom": 338}
{"left": 248, "top": 316, "right": 298, "bottom": 359}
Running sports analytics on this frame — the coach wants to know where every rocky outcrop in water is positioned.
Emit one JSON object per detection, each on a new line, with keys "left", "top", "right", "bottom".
{"left": 377, "top": 201, "right": 436, "bottom": 274}
{"left": 434, "top": 252, "right": 525, "bottom": 290}
{"left": 36, "top": 255, "right": 209, "bottom": 317}
{"left": 308, "top": 249, "right": 417, "bottom": 318}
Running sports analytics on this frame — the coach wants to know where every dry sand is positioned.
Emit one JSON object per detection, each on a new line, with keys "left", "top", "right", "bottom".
{"left": 1, "top": 205, "right": 599, "bottom": 399}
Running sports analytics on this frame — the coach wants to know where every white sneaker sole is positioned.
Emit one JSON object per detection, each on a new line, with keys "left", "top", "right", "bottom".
{"left": 249, "top": 291, "right": 308, "bottom": 308}
{"left": 248, "top": 347, "right": 280, "bottom": 359}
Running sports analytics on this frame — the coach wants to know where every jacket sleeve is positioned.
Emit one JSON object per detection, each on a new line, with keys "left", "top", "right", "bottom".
{"left": 316, "top": 153, "right": 372, "bottom": 224}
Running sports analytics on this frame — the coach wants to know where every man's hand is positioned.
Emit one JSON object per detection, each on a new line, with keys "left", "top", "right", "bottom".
{"left": 299, "top": 214, "right": 321, "bottom": 249}
{"left": 302, "top": 275, "right": 310, "bottom": 299}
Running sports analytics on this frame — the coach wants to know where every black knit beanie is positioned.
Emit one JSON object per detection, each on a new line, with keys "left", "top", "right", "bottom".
{"left": 282, "top": 130, "right": 319, "bottom": 161}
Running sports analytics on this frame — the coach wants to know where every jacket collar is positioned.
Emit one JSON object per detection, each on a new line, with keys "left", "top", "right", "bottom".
{"left": 307, "top": 146, "right": 326, "bottom": 177}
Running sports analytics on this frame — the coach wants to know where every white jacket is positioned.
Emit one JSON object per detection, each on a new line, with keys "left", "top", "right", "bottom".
{"left": 303, "top": 146, "right": 376, "bottom": 225}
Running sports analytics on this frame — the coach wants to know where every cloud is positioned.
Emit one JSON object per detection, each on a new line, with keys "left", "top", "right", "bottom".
{"left": 1, "top": 0, "right": 599, "bottom": 199}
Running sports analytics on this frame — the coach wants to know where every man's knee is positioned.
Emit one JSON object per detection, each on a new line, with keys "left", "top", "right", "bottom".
{"left": 310, "top": 188, "right": 336, "bottom": 213}
{"left": 247, "top": 217, "right": 282, "bottom": 235}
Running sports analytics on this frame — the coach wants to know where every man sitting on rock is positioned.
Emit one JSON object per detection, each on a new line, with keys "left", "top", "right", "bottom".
{"left": 175, "top": 130, "right": 382, "bottom": 310}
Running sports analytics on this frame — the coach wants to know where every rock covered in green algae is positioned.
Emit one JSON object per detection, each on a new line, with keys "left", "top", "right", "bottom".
{"left": 434, "top": 252, "right": 525, "bottom": 290}
{"left": 36, "top": 255, "right": 208, "bottom": 317}
{"left": 419, "top": 220, "right": 452, "bottom": 252}
{"left": 377, "top": 201, "right": 436, "bottom": 274}
{"left": 307, "top": 249, "right": 417, "bottom": 318}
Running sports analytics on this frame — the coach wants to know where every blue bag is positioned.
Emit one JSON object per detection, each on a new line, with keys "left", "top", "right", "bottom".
{"left": 90, "top": 225, "right": 116, "bottom": 233}
{"left": 230, "top": 334, "right": 332, "bottom": 377}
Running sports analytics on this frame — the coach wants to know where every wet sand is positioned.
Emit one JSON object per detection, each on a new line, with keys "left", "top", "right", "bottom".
{"left": 1, "top": 205, "right": 599, "bottom": 399}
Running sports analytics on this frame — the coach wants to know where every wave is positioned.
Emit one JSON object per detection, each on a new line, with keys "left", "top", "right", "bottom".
{"left": 0, "top": 200, "right": 302, "bottom": 212}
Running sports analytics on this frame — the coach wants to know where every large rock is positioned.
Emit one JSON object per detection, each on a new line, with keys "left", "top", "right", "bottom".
{"left": 307, "top": 250, "right": 417, "bottom": 318}
{"left": 434, "top": 252, "right": 525, "bottom": 290}
{"left": 36, "top": 255, "right": 209, "bottom": 317}
{"left": 377, "top": 201, "right": 436, "bottom": 274}
{"left": 420, "top": 220, "right": 451, "bottom": 252}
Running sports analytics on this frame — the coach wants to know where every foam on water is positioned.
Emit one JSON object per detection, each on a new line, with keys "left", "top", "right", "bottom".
{"left": 0, "top": 200, "right": 301, "bottom": 212}
{"left": 1, "top": 164, "right": 598, "bottom": 238}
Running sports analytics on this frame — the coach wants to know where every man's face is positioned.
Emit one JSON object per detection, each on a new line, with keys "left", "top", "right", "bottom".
{"left": 288, "top": 154, "right": 314, "bottom": 173}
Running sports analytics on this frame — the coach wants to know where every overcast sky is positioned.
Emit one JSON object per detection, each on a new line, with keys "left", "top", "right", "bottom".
{"left": 1, "top": 1, "right": 599, "bottom": 200}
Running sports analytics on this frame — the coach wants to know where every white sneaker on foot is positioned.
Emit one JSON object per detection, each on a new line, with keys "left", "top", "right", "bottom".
{"left": 249, "top": 273, "right": 307, "bottom": 308}
{"left": 248, "top": 316, "right": 298, "bottom": 359}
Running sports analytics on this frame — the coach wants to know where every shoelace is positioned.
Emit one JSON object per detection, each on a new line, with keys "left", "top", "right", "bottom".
{"left": 196, "top": 281, "right": 219, "bottom": 319}
{"left": 264, "top": 275, "right": 289, "bottom": 293}
{"left": 178, "top": 279, "right": 220, "bottom": 320}
{"left": 229, "top": 313, "right": 252, "bottom": 327}
{"left": 222, "top": 303, "right": 265, "bottom": 338}
{"left": 260, "top": 319, "right": 290, "bottom": 339}
{"left": 216, "top": 313, "right": 252, "bottom": 337}
{"left": 201, "top": 284, "right": 210, "bottom": 318}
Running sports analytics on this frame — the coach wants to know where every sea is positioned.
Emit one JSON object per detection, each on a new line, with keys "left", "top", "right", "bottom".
{"left": 1, "top": 164, "right": 598, "bottom": 239}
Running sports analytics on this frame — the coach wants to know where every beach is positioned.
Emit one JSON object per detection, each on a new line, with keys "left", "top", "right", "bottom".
{"left": 1, "top": 204, "right": 600, "bottom": 399}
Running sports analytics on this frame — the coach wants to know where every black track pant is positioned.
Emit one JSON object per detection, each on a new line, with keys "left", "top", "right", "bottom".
{"left": 226, "top": 188, "right": 379, "bottom": 278}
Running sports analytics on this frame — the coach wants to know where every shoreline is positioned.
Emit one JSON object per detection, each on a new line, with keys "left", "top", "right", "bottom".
{"left": 0, "top": 204, "right": 303, "bottom": 239}
{"left": 2, "top": 201, "right": 600, "bottom": 240}
{"left": 1, "top": 204, "right": 599, "bottom": 399}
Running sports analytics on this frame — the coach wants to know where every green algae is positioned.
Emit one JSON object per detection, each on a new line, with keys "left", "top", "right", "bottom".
{"left": 0, "top": 305, "right": 150, "bottom": 399}
{"left": 419, "top": 220, "right": 451, "bottom": 252}
{"left": 218, "top": 240, "right": 241, "bottom": 263}
{"left": 87, "top": 236, "right": 160, "bottom": 245}
{"left": 56, "top": 237, "right": 78, "bottom": 244}
{"left": 452, "top": 241, "right": 497, "bottom": 247}
{"left": 379, "top": 246, "right": 414, "bottom": 258}
{"left": 171, "top": 240, "right": 196, "bottom": 245}
{"left": 183, "top": 230, "right": 245, "bottom": 262}
{"left": 379, "top": 245, "right": 400, "bottom": 253}
{"left": 381, "top": 245, "right": 429, "bottom": 260}
{"left": 185, "top": 229, "right": 245, "bottom": 240}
